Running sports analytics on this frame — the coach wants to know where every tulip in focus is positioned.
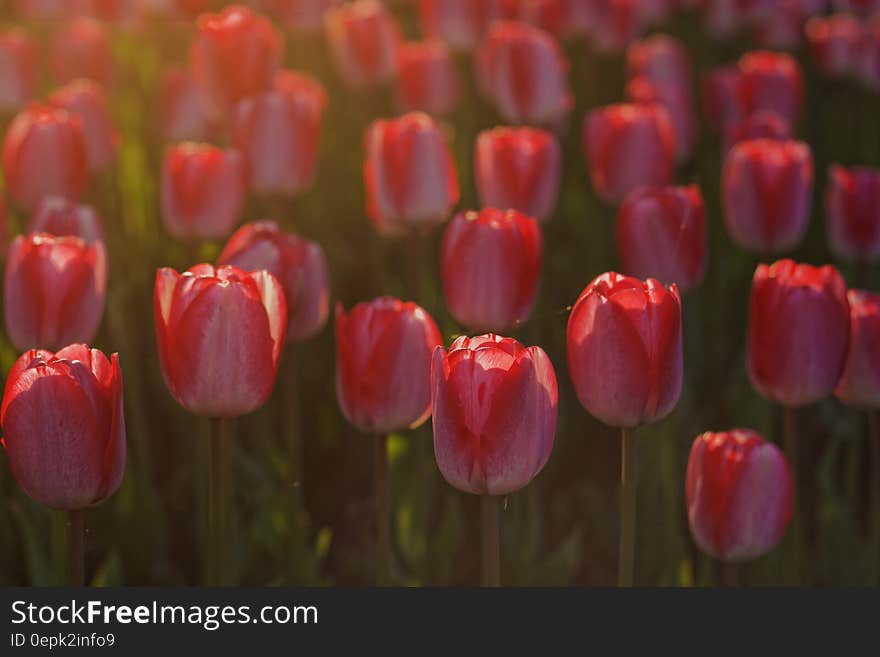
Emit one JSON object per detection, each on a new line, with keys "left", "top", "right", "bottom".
{"left": 825, "top": 165, "right": 880, "bottom": 263}
{"left": 49, "top": 79, "right": 120, "bottom": 175}
{"left": 48, "top": 18, "right": 112, "bottom": 87}
{"left": 0, "top": 29, "right": 36, "bottom": 115}
{"left": 28, "top": 197, "right": 103, "bottom": 244}
{"left": 835, "top": 290, "right": 880, "bottom": 408}
{"left": 325, "top": 0, "right": 401, "bottom": 88}
{"left": 396, "top": 41, "right": 459, "bottom": 116}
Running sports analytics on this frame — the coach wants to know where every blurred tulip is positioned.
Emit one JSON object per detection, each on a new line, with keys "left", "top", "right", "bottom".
{"left": 233, "top": 71, "right": 327, "bottom": 198}
{"left": 686, "top": 429, "right": 793, "bottom": 562}
{"left": 49, "top": 79, "right": 119, "bottom": 174}
{"left": 49, "top": 18, "right": 112, "bottom": 87}
{"left": 591, "top": 0, "right": 647, "bottom": 53}
{"left": 567, "top": 272, "right": 682, "bottom": 428}
{"left": 0, "top": 29, "right": 37, "bottom": 115}
{"left": 255, "top": 0, "right": 342, "bottom": 31}
{"left": 418, "top": 0, "right": 508, "bottom": 51}
{"left": 335, "top": 296, "right": 442, "bottom": 434}
{"left": 833, "top": 0, "right": 880, "bottom": 16}
{"left": 737, "top": 51, "right": 804, "bottom": 127}
{"left": 722, "top": 110, "right": 791, "bottom": 153}
{"left": 219, "top": 221, "right": 330, "bottom": 341}
{"left": 160, "top": 143, "right": 244, "bottom": 242}
{"left": 13, "top": 0, "right": 73, "bottom": 20}
{"left": 160, "top": 65, "right": 216, "bottom": 143}
{"left": 806, "top": 14, "right": 865, "bottom": 79}
{"left": 154, "top": 264, "right": 287, "bottom": 417}
{"left": 753, "top": 1, "right": 808, "bottom": 50}
{"left": 627, "top": 76, "right": 695, "bottom": 163}
{"left": 836, "top": 290, "right": 880, "bottom": 408}
{"left": 583, "top": 102, "right": 675, "bottom": 204}
{"left": 364, "top": 112, "right": 459, "bottom": 236}
{"left": 441, "top": 209, "right": 542, "bottom": 332}
{"left": 396, "top": 41, "right": 459, "bottom": 116}
{"left": 516, "top": 0, "right": 566, "bottom": 38}
{"left": 748, "top": 259, "right": 849, "bottom": 407}
{"left": 826, "top": 165, "right": 880, "bottom": 262}
{"left": 703, "top": 65, "right": 744, "bottom": 131}
{"left": 617, "top": 185, "right": 707, "bottom": 291}
{"left": 28, "top": 197, "right": 103, "bottom": 243}
{"left": 627, "top": 34, "right": 693, "bottom": 93}
{"left": 4, "top": 233, "right": 107, "bottom": 352}
{"left": 325, "top": 0, "right": 401, "bottom": 88}
{"left": 431, "top": 334, "right": 558, "bottom": 495}
{"left": 0, "top": 344, "right": 125, "bottom": 510}
{"left": 2, "top": 104, "right": 88, "bottom": 211}
{"left": 190, "top": 5, "right": 282, "bottom": 120}
{"left": 474, "top": 126, "right": 561, "bottom": 222}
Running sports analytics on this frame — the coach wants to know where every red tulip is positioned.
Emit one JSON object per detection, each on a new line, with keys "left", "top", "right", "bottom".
{"left": 396, "top": 40, "right": 459, "bottom": 116}
{"left": 2, "top": 104, "right": 88, "bottom": 211}
{"left": 835, "top": 290, "right": 880, "bottom": 408}
{"left": 160, "top": 143, "right": 244, "bottom": 242}
{"left": 28, "top": 197, "right": 103, "bottom": 243}
{"left": 1, "top": 344, "right": 125, "bottom": 510}
{"left": 233, "top": 71, "right": 327, "bottom": 198}
{"left": 255, "top": 0, "right": 342, "bottom": 32}
{"left": 703, "top": 65, "right": 744, "bottom": 132}
{"left": 564, "top": 0, "right": 599, "bottom": 38}
{"left": 190, "top": 5, "right": 282, "bottom": 120}
{"left": 753, "top": 2, "right": 808, "bottom": 51}
{"left": 686, "top": 429, "right": 793, "bottom": 562}
{"left": 861, "top": 16, "right": 880, "bottom": 91}
{"left": 748, "top": 259, "right": 849, "bottom": 407}
{"left": 722, "top": 139, "right": 813, "bottom": 254}
{"left": 627, "top": 34, "right": 692, "bottom": 91}
{"left": 583, "top": 102, "right": 675, "bottom": 204}
{"left": 160, "top": 65, "right": 216, "bottom": 143}
{"left": 335, "top": 296, "right": 442, "bottom": 434}
{"left": 516, "top": 0, "right": 566, "bottom": 38}
{"left": 441, "top": 209, "right": 542, "bottom": 332}
{"left": 826, "top": 165, "right": 880, "bottom": 262}
{"left": 154, "top": 264, "right": 287, "bottom": 417}
{"left": 474, "top": 126, "right": 561, "bottom": 223}
{"left": 4, "top": 233, "right": 107, "bottom": 352}
{"left": 736, "top": 51, "right": 804, "bottom": 127}
{"left": 806, "top": 14, "right": 865, "bottom": 79}
{"left": 591, "top": 0, "right": 647, "bottom": 53}
{"left": 364, "top": 112, "right": 459, "bottom": 236}
{"left": 218, "top": 221, "right": 330, "bottom": 342}
{"left": 49, "top": 18, "right": 112, "bottom": 87}
{"left": 833, "top": 0, "right": 880, "bottom": 16}
{"left": 617, "top": 185, "right": 707, "bottom": 291}
{"left": 0, "top": 29, "right": 37, "bottom": 115}
{"left": 567, "top": 272, "right": 683, "bottom": 428}
{"left": 722, "top": 110, "right": 791, "bottom": 153}
{"left": 325, "top": 0, "right": 401, "bottom": 88}
{"left": 626, "top": 75, "right": 695, "bottom": 164}
{"left": 431, "top": 334, "right": 558, "bottom": 495}
{"left": 48, "top": 79, "right": 119, "bottom": 174}
{"left": 418, "top": 0, "right": 509, "bottom": 51}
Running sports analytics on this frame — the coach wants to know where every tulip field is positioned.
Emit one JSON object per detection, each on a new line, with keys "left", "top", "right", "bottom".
{"left": 3, "top": 0, "right": 880, "bottom": 590}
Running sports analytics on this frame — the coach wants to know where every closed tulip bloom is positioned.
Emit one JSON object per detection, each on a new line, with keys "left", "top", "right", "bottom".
{"left": 325, "top": 0, "right": 401, "bottom": 88}
{"left": 160, "top": 143, "right": 244, "bottom": 242}
{"left": 154, "top": 264, "right": 287, "bottom": 417}
{"left": 218, "top": 221, "right": 330, "bottom": 341}
{"left": 396, "top": 41, "right": 459, "bottom": 116}
{"left": 2, "top": 104, "right": 88, "bottom": 211}
{"left": 48, "top": 79, "right": 119, "bottom": 174}
{"left": 703, "top": 65, "right": 744, "bottom": 131}
{"left": 160, "top": 65, "right": 216, "bottom": 143}
{"left": 835, "top": 290, "right": 880, "bottom": 407}
{"left": 722, "top": 110, "right": 791, "bottom": 153}
{"left": 364, "top": 112, "right": 459, "bottom": 236}
{"left": 256, "top": 0, "right": 342, "bottom": 32}
{"left": 591, "top": 0, "right": 647, "bottom": 53}
{"left": 335, "top": 297, "right": 442, "bottom": 434}
{"left": 617, "top": 185, "right": 707, "bottom": 291}
{"left": 567, "top": 272, "right": 683, "bottom": 428}
{"left": 626, "top": 76, "right": 695, "bottom": 163}
{"left": 516, "top": 0, "right": 566, "bottom": 38}
{"left": 4, "top": 233, "right": 107, "bottom": 352}
{"left": 28, "top": 197, "right": 103, "bottom": 243}
{"left": 722, "top": 139, "right": 813, "bottom": 253}
{"left": 191, "top": 5, "right": 282, "bottom": 120}
{"left": 627, "top": 35, "right": 692, "bottom": 90}
{"left": 826, "top": 165, "right": 880, "bottom": 262}
{"left": 48, "top": 18, "right": 112, "bottom": 87}
{"left": 583, "top": 102, "right": 675, "bottom": 204}
{"left": 418, "top": 0, "right": 508, "bottom": 51}
{"left": 806, "top": 14, "right": 865, "bottom": 79}
{"left": 441, "top": 209, "right": 542, "bottom": 332}
{"left": 432, "top": 334, "right": 558, "bottom": 495}
{"left": 233, "top": 71, "right": 327, "bottom": 197}
{"left": 1, "top": 344, "right": 125, "bottom": 510}
{"left": 737, "top": 51, "right": 804, "bottom": 127}
{"left": 686, "top": 430, "right": 793, "bottom": 562}
{"left": 748, "top": 259, "right": 849, "bottom": 407}
{"left": 475, "top": 126, "right": 561, "bottom": 222}
{"left": 0, "top": 29, "right": 37, "bottom": 115}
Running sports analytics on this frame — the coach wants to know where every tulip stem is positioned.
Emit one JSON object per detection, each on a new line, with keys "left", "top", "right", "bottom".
{"left": 375, "top": 433, "right": 391, "bottom": 586}
{"left": 208, "top": 417, "right": 228, "bottom": 586}
{"left": 619, "top": 428, "right": 637, "bottom": 588}
{"left": 783, "top": 406, "right": 802, "bottom": 584}
{"left": 66, "top": 510, "right": 85, "bottom": 587}
{"left": 481, "top": 495, "right": 500, "bottom": 587}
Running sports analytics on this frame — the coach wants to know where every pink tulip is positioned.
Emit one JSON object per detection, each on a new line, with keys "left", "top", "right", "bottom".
{"left": 626, "top": 76, "right": 695, "bottom": 164}
{"left": 806, "top": 14, "right": 865, "bottom": 79}
{"left": 627, "top": 34, "right": 692, "bottom": 90}
{"left": 0, "top": 29, "right": 37, "bottom": 115}
{"left": 418, "top": 0, "right": 509, "bottom": 51}
{"left": 48, "top": 79, "right": 119, "bottom": 174}
{"left": 28, "top": 197, "right": 103, "bottom": 243}
{"left": 836, "top": 290, "right": 880, "bottom": 408}
{"left": 826, "top": 165, "right": 880, "bottom": 262}
{"left": 160, "top": 65, "right": 216, "bottom": 143}
{"left": 722, "top": 110, "right": 791, "bottom": 153}
{"left": 737, "top": 51, "right": 804, "bottom": 127}
{"left": 396, "top": 40, "right": 459, "bottom": 116}
{"left": 703, "top": 65, "right": 744, "bottom": 132}
{"left": 49, "top": 18, "right": 112, "bottom": 87}
{"left": 325, "top": 0, "right": 401, "bottom": 88}
{"left": 255, "top": 0, "right": 342, "bottom": 32}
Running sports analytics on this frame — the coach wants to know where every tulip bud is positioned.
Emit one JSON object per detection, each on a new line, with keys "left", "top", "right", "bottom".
{"left": 722, "top": 139, "right": 813, "bottom": 254}
{"left": 686, "top": 429, "right": 793, "bottom": 562}
{"left": 48, "top": 79, "right": 119, "bottom": 174}
{"left": 835, "top": 290, "right": 880, "bottom": 408}
{"left": 160, "top": 143, "right": 244, "bottom": 243}
{"left": 441, "top": 209, "right": 542, "bottom": 332}
{"left": 432, "top": 334, "right": 558, "bottom": 495}
{"left": 233, "top": 71, "right": 327, "bottom": 198}
{"left": 583, "top": 102, "right": 675, "bottom": 205}
{"left": 49, "top": 18, "right": 112, "bottom": 87}
{"left": 737, "top": 51, "right": 804, "bottom": 127}
{"left": 2, "top": 104, "right": 88, "bottom": 211}
{"left": 218, "top": 221, "right": 330, "bottom": 342}
{"left": 617, "top": 185, "right": 707, "bottom": 291}
{"left": 826, "top": 165, "right": 880, "bottom": 262}
{"left": 722, "top": 110, "right": 791, "bottom": 153}
{"left": 748, "top": 259, "right": 849, "bottom": 407}
{"left": 396, "top": 40, "right": 459, "bottom": 116}
{"left": 0, "top": 29, "right": 37, "bottom": 115}
{"left": 567, "top": 272, "right": 683, "bottom": 428}
{"left": 418, "top": 0, "right": 508, "bottom": 52}
{"left": 160, "top": 65, "right": 216, "bottom": 143}
{"left": 806, "top": 14, "right": 865, "bottom": 79}
{"left": 4, "top": 233, "right": 107, "bottom": 352}
{"left": 154, "top": 264, "right": 287, "bottom": 417}
{"left": 28, "top": 197, "right": 103, "bottom": 243}
{"left": 627, "top": 35, "right": 692, "bottom": 90}
{"left": 474, "top": 126, "right": 561, "bottom": 222}
{"left": 336, "top": 296, "right": 442, "bottom": 434}
{"left": 190, "top": 5, "right": 282, "bottom": 120}
{"left": 325, "top": 0, "right": 401, "bottom": 88}
{"left": 626, "top": 76, "right": 695, "bottom": 164}
{"left": 1, "top": 344, "right": 125, "bottom": 510}
{"left": 364, "top": 112, "right": 459, "bottom": 236}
